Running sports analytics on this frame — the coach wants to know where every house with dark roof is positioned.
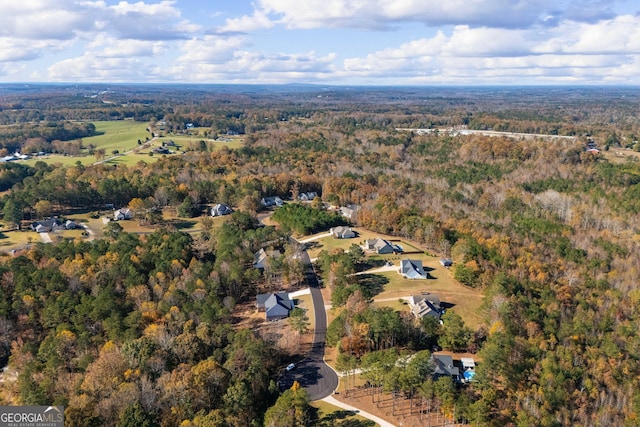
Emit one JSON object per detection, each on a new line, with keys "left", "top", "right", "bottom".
{"left": 440, "top": 258, "right": 453, "bottom": 267}
{"left": 363, "top": 237, "right": 398, "bottom": 254}
{"left": 399, "top": 259, "right": 428, "bottom": 279}
{"left": 261, "top": 196, "right": 284, "bottom": 208}
{"left": 30, "top": 218, "right": 61, "bottom": 233}
{"left": 330, "top": 226, "right": 356, "bottom": 239}
{"left": 211, "top": 203, "right": 233, "bottom": 217}
{"left": 64, "top": 220, "right": 78, "bottom": 230}
{"left": 408, "top": 294, "right": 443, "bottom": 320}
{"left": 298, "top": 192, "right": 318, "bottom": 201}
{"left": 431, "top": 354, "right": 460, "bottom": 382}
{"left": 256, "top": 292, "right": 293, "bottom": 321}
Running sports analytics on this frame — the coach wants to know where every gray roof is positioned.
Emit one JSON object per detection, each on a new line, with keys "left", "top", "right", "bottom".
{"left": 257, "top": 292, "right": 293, "bottom": 320}
{"left": 431, "top": 354, "right": 459, "bottom": 378}
{"left": 409, "top": 294, "right": 442, "bottom": 319}
{"left": 400, "top": 259, "right": 427, "bottom": 279}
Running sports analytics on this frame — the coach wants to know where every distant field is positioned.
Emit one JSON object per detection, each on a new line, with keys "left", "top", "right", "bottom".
{"left": 16, "top": 123, "right": 244, "bottom": 167}
{"left": 305, "top": 227, "right": 423, "bottom": 258}
{"left": 87, "top": 120, "right": 150, "bottom": 152}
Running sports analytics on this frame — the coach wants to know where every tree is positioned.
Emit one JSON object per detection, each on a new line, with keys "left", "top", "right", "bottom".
{"left": 104, "top": 221, "right": 123, "bottom": 239}
{"left": 288, "top": 307, "right": 310, "bottom": 349}
{"left": 117, "top": 403, "right": 159, "bottom": 427}
{"left": 177, "top": 196, "right": 198, "bottom": 218}
{"left": 439, "top": 311, "right": 472, "bottom": 352}
{"left": 264, "top": 381, "right": 310, "bottom": 427}
{"left": 3, "top": 198, "right": 23, "bottom": 227}
{"left": 34, "top": 200, "right": 53, "bottom": 218}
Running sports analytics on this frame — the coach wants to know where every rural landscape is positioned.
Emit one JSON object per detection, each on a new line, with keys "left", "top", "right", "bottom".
{"left": 0, "top": 83, "right": 639, "bottom": 427}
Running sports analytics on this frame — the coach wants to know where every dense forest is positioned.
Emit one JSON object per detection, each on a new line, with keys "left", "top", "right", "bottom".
{"left": 1, "top": 84, "right": 640, "bottom": 426}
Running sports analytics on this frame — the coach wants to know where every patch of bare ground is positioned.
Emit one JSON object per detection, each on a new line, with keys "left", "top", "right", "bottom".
{"left": 335, "top": 386, "right": 464, "bottom": 427}
{"left": 230, "top": 300, "right": 315, "bottom": 356}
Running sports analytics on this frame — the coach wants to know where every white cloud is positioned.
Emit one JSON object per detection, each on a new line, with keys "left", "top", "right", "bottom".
{"left": 219, "top": 10, "right": 276, "bottom": 33}
{"left": 340, "top": 15, "right": 640, "bottom": 84}
{"left": 254, "top": 0, "right": 557, "bottom": 30}
{"left": 177, "top": 35, "right": 248, "bottom": 63}
{"left": 166, "top": 45, "right": 336, "bottom": 83}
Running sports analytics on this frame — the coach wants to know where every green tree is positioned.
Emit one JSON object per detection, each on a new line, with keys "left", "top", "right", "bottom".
{"left": 438, "top": 311, "right": 472, "bottom": 352}
{"left": 288, "top": 307, "right": 310, "bottom": 349}
{"left": 117, "top": 403, "right": 159, "bottom": 427}
{"left": 177, "top": 196, "right": 198, "bottom": 218}
{"left": 264, "top": 381, "right": 310, "bottom": 427}
{"left": 3, "top": 198, "right": 23, "bottom": 227}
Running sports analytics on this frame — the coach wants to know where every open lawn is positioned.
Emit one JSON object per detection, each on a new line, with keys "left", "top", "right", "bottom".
{"left": 364, "top": 256, "right": 485, "bottom": 329}
{"left": 309, "top": 400, "right": 377, "bottom": 426}
{"left": 87, "top": 120, "right": 150, "bottom": 152}
{"left": 305, "top": 228, "right": 426, "bottom": 259}
{"left": 0, "top": 229, "right": 40, "bottom": 251}
{"left": 156, "top": 135, "right": 244, "bottom": 152}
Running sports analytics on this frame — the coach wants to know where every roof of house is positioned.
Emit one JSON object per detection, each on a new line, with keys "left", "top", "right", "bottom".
{"left": 461, "top": 358, "right": 475, "bottom": 369}
{"left": 254, "top": 248, "right": 282, "bottom": 269}
{"left": 257, "top": 292, "right": 293, "bottom": 319}
{"left": 365, "top": 237, "right": 395, "bottom": 252}
{"left": 331, "top": 225, "right": 355, "bottom": 238}
{"left": 431, "top": 354, "right": 460, "bottom": 378}
{"left": 400, "top": 259, "right": 428, "bottom": 279}
{"left": 261, "top": 196, "right": 283, "bottom": 206}
{"left": 409, "top": 294, "right": 442, "bottom": 319}
{"left": 211, "top": 203, "right": 233, "bottom": 216}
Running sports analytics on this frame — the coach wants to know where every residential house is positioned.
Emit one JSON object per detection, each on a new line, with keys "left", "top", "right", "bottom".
{"left": 340, "top": 204, "right": 359, "bottom": 219}
{"left": 153, "top": 147, "right": 170, "bottom": 155}
{"left": 408, "top": 294, "right": 443, "bottom": 320}
{"left": 399, "top": 259, "right": 428, "bottom": 279}
{"left": 64, "top": 220, "right": 78, "bottom": 230}
{"left": 330, "top": 226, "right": 356, "bottom": 239}
{"left": 440, "top": 258, "right": 453, "bottom": 267}
{"left": 253, "top": 248, "right": 283, "bottom": 270}
{"left": 298, "top": 192, "right": 318, "bottom": 201}
{"left": 30, "top": 218, "right": 60, "bottom": 233}
{"left": 114, "top": 208, "right": 132, "bottom": 221}
{"left": 363, "top": 237, "right": 398, "bottom": 254}
{"left": 211, "top": 203, "right": 233, "bottom": 217}
{"left": 430, "top": 354, "right": 460, "bottom": 382}
{"left": 261, "top": 196, "right": 284, "bottom": 208}
{"left": 256, "top": 292, "right": 293, "bottom": 321}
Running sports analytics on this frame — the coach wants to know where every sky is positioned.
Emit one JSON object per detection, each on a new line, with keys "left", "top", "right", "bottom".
{"left": 1, "top": 0, "right": 640, "bottom": 85}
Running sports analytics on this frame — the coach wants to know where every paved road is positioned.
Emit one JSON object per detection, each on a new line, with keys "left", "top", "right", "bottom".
{"left": 280, "top": 241, "right": 339, "bottom": 401}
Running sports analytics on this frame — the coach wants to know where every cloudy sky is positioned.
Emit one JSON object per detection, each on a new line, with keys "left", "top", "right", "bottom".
{"left": 1, "top": 0, "right": 639, "bottom": 85}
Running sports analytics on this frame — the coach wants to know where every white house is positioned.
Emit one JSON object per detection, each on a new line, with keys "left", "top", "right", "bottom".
{"left": 114, "top": 208, "right": 132, "bottom": 221}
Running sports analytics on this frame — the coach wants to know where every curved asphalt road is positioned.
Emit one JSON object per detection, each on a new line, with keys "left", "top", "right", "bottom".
{"left": 280, "top": 244, "right": 339, "bottom": 401}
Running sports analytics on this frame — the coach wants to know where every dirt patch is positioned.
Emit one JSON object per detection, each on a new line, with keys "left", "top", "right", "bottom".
{"left": 231, "top": 300, "right": 315, "bottom": 356}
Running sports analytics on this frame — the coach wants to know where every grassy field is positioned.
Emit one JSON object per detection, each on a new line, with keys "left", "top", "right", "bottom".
{"left": 365, "top": 256, "right": 485, "bottom": 329}
{"left": 16, "top": 121, "right": 243, "bottom": 168}
{"left": 87, "top": 120, "right": 150, "bottom": 152}
{"left": 305, "top": 227, "right": 426, "bottom": 259}
{"left": 309, "top": 400, "right": 377, "bottom": 426}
